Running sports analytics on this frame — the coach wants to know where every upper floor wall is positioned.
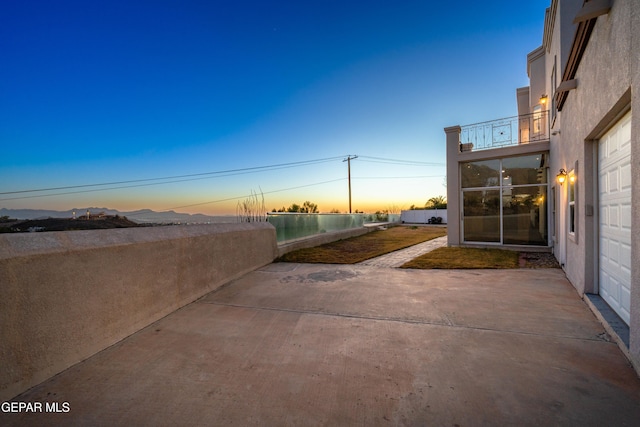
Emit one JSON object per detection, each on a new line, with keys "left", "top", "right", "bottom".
{"left": 524, "top": 0, "right": 584, "bottom": 129}
{"left": 525, "top": 46, "right": 547, "bottom": 116}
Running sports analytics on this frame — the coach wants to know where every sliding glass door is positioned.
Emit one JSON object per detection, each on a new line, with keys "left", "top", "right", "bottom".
{"left": 461, "top": 154, "right": 548, "bottom": 246}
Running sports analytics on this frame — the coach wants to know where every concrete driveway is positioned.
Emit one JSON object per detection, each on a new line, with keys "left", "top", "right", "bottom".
{"left": 3, "top": 264, "right": 640, "bottom": 426}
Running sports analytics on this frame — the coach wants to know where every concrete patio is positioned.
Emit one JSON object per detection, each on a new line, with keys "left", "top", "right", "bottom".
{"left": 2, "top": 264, "right": 640, "bottom": 426}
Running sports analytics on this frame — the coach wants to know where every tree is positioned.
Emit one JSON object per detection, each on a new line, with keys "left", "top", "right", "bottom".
{"left": 301, "top": 201, "right": 318, "bottom": 213}
{"left": 426, "top": 196, "right": 447, "bottom": 209}
{"left": 287, "top": 203, "right": 301, "bottom": 213}
{"left": 274, "top": 201, "right": 319, "bottom": 213}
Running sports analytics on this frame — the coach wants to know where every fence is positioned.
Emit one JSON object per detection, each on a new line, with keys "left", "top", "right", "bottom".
{"left": 267, "top": 213, "right": 401, "bottom": 242}
{"left": 460, "top": 110, "right": 550, "bottom": 152}
{"left": 400, "top": 209, "right": 448, "bottom": 224}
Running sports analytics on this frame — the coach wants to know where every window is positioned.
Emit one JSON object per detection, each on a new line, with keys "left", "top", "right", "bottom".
{"left": 461, "top": 154, "right": 548, "bottom": 245}
{"left": 533, "top": 105, "right": 542, "bottom": 135}
{"left": 568, "top": 170, "right": 576, "bottom": 235}
{"left": 461, "top": 159, "right": 500, "bottom": 188}
{"left": 551, "top": 57, "right": 557, "bottom": 124}
{"left": 551, "top": 186, "right": 557, "bottom": 242}
{"left": 503, "top": 185, "right": 548, "bottom": 245}
{"left": 462, "top": 190, "right": 501, "bottom": 242}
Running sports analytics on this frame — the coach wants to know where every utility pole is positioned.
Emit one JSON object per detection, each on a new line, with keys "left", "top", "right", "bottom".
{"left": 343, "top": 155, "right": 358, "bottom": 213}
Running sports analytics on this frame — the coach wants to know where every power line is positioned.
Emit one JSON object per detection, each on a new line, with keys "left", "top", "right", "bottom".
{"left": 127, "top": 175, "right": 441, "bottom": 216}
{"left": 0, "top": 155, "right": 347, "bottom": 197}
{"left": 1, "top": 155, "right": 443, "bottom": 200}
{"left": 0, "top": 165, "right": 340, "bottom": 202}
{"left": 343, "top": 155, "right": 358, "bottom": 213}
{"left": 0, "top": 177, "right": 221, "bottom": 202}
{"left": 154, "top": 178, "right": 347, "bottom": 213}
{"left": 353, "top": 175, "right": 444, "bottom": 179}
{"left": 358, "top": 156, "right": 445, "bottom": 166}
{"left": 0, "top": 154, "right": 447, "bottom": 208}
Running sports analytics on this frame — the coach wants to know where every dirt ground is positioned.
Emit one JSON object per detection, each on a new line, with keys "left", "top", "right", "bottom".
{"left": 519, "top": 252, "right": 561, "bottom": 268}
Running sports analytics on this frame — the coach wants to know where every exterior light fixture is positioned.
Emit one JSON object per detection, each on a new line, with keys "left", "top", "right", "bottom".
{"left": 569, "top": 174, "right": 576, "bottom": 183}
{"left": 540, "top": 94, "right": 548, "bottom": 105}
{"left": 557, "top": 168, "right": 567, "bottom": 185}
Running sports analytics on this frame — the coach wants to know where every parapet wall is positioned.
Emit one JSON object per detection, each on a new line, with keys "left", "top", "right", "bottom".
{"left": 0, "top": 223, "right": 277, "bottom": 401}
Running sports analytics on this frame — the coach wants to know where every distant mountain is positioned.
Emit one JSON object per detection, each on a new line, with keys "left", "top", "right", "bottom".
{"left": 0, "top": 207, "right": 237, "bottom": 224}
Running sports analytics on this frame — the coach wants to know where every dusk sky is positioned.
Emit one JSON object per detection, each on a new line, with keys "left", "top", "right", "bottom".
{"left": 1, "top": 0, "right": 549, "bottom": 215}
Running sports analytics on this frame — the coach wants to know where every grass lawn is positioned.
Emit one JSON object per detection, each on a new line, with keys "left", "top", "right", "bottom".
{"left": 401, "top": 247, "right": 520, "bottom": 269}
{"left": 277, "top": 226, "right": 447, "bottom": 264}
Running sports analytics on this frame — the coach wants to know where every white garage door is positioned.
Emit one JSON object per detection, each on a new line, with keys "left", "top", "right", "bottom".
{"left": 598, "top": 111, "right": 632, "bottom": 325}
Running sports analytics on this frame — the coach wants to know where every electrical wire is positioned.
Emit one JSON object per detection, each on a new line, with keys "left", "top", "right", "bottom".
{"left": 1, "top": 154, "right": 446, "bottom": 209}
{"left": 358, "top": 155, "right": 445, "bottom": 167}
{"left": 353, "top": 175, "right": 444, "bottom": 180}
{"left": 0, "top": 156, "right": 347, "bottom": 196}
{"left": 0, "top": 164, "right": 341, "bottom": 202}
{"left": 156, "top": 178, "right": 347, "bottom": 212}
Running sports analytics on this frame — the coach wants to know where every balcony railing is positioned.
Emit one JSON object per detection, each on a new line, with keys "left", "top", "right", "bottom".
{"left": 460, "top": 110, "right": 550, "bottom": 152}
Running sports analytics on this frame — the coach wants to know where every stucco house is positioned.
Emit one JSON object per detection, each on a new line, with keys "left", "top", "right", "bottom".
{"left": 445, "top": 0, "right": 639, "bottom": 374}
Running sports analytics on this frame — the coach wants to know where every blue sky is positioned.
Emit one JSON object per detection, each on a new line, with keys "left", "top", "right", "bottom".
{"left": 1, "top": 0, "right": 549, "bottom": 215}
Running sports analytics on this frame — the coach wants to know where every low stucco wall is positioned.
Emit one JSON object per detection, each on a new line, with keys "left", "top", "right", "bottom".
{"left": 0, "top": 223, "right": 277, "bottom": 401}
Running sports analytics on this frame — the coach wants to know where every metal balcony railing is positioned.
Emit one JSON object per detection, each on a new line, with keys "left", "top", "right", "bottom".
{"left": 459, "top": 110, "right": 550, "bottom": 152}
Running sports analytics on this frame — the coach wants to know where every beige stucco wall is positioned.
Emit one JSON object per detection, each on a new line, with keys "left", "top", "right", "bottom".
{"left": 0, "top": 223, "right": 278, "bottom": 401}
{"left": 527, "top": 46, "right": 546, "bottom": 109}
{"left": 516, "top": 87, "right": 530, "bottom": 117}
{"left": 445, "top": 126, "right": 461, "bottom": 246}
{"left": 551, "top": 0, "right": 639, "bottom": 370}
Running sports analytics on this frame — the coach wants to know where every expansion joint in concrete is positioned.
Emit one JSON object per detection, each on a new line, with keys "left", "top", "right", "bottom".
{"left": 199, "top": 300, "right": 611, "bottom": 344}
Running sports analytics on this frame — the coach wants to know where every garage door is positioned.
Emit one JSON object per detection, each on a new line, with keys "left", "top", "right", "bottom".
{"left": 598, "top": 111, "right": 632, "bottom": 325}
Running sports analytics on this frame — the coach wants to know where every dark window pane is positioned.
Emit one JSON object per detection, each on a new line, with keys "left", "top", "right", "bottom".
{"left": 502, "top": 154, "right": 547, "bottom": 186}
{"left": 461, "top": 160, "right": 500, "bottom": 188}
{"left": 569, "top": 204, "right": 575, "bottom": 234}
{"left": 502, "top": 186, "right": 548, "bottom": 245}
{"left": 569, "top": 179, "right": 575, "bottom": 202}
{"left": 463, "top": 190, "right": 500, "bottom": 242}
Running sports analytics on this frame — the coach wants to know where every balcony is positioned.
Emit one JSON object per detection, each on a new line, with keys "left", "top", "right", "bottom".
{"left": 459, "top": 110, "right": 550, "bottom": 152}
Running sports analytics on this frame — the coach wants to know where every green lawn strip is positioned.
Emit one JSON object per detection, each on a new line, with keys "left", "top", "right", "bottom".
{"left": 400, "top": 247, "right": 519, "bottom": 269}
{"left": 277, "top": 226, "right": 447, "bottom": 264}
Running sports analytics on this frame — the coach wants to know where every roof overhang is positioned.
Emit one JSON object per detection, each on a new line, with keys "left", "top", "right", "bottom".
{"left": 557, "top": 0, "right": 612, "bottom": 111}
{"left": 573, "top": 0, "right": 612, "bottom": 24}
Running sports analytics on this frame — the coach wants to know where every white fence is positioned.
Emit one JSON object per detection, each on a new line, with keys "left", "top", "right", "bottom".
{"left": 400, "top": 209, "right": 447, "bottom": 224}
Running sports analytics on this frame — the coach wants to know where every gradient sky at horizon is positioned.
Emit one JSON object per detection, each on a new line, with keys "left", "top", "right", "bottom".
{"left": 1, "top": 0, "right": 550, "bottom": 215}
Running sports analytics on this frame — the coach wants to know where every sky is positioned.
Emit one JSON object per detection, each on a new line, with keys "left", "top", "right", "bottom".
{"left": 0, "top": 0, "right": 550, "bottom": 215}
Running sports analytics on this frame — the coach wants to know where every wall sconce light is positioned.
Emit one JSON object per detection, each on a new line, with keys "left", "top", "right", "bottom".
{"left": 557, "top": 168, "right": 567, "bottom": 185}
{"left": 540, "top": 94, "right": 548, "bottom": 105}
{"left": 569, "top": 174, "right": 576, "bottom": 184}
